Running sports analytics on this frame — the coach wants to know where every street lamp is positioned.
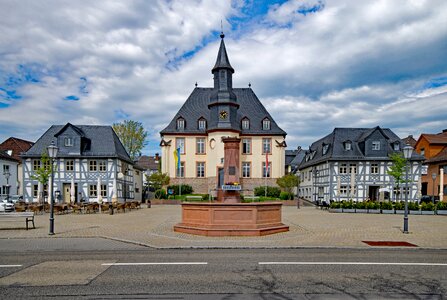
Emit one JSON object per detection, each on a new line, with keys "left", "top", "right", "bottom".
{"left": 431, "top": 172, "right": 437, "bottom": 204}
{"left": 47, "top": 141, "right": 58, "bottom": 235}
{"left": 402, "top": 144, "right": 413, "bottom": 234}
{"left": 3, "top": 171, "right": 10, "bottom": 202}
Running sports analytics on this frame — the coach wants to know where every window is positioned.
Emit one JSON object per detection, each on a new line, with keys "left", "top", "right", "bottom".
{"left": 101, "top": 184, "right": 107, "bottom": 197}
{"left": 3, "top": 164, "right": 10, "bottom": 173}
{"left": 372, "top": 141, "right": 380, "bottom": 150}
{"left": 33, "top": 185, "right": 38, "bottom": 197}
{"left": 371, "top": 163, "right": 379, "bottom": 174}
{"left": 196, "top": 162, "right": 205, "bottom": 178}
{"left": 177, "top": 162, "right": 185, "bottom": 178}
{"left": 322, "top": 144, "right": 329, "bottom": 155}
{"left": 393, "top": 142, "right": 400, "bottom": 151}
{"left": 262, "top": 162, "right": 271, "bottom": 178}
{"left": 99, "top": 160, "right": 107, "bottom": 172}
{"left": 33, "top": 160, "right": 41, "bottom": 171}
{"left": 349, "top": 164, "right": 357, "bottom": 174}
{"left": 344, "top": 142, "right": 352, "bottom": 151}
{"left": 198, "top": 119, "right": 206, "bottom": 130}
{"left": 177, "top": 118, "right": 185, "bottom": 129}
{"left": 89, "top": 185, "right": 97, "bottom": 197}
{"left": 262, "top": 138, "right": 271, "bottom": 154}
{"left": 339, "top": 185, "right": 348, "bottom": 195}
{"left": 196, "top": 138, "right": 205, "bottom": 154}
{"left": 65, "top": 160, "right": 74, "bottom": 171}
{"left": 242, "top": 162, "right": 251, "bottom": 178}
{"left": 339, "top": 163, "right": 348, "bottom": 174}
{"left": 242, "top": 138, "right": 251, "bottom": 154}
{"left": 176, "top": 138, "right": 185, "bottom": 154}
{"left": 89, "top": 160, "right": 97, "bottom": 172}
{"left": 242, "top": 118, "right": 250, "bottom": 130}
{"left": 420, "top": 147, "right": 425, "bottom": 157}
{"left": 64, "top": 137, "right": 73, "bottom": 147}
{"left": 262, "top": 119, "right": 271, "bottom": 130}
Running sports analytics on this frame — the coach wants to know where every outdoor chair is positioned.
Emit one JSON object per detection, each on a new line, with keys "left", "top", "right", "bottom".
{"left": 116, "top": 203, "right": 126, "bottom": 213}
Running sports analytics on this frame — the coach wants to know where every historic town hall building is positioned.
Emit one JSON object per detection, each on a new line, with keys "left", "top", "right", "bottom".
{"left": 160, "top": 33, "right": 287, "bottom": 195}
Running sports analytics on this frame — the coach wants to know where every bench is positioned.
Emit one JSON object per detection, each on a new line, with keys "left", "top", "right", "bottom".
{"left": 0, "top": 212, "right": 35, "bottom": 230}
{"left": 244, "top": 196, "right": 260, "bottom": 202}
{"left": 185, "top": 196, "right": 203, "bottom": 201}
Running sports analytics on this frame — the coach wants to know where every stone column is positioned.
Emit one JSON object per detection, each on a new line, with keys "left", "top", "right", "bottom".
{"left": 220, "top": 137, "right": 241, "bottom": 203}
{"left": 440, "top": 167, "right": 444, "bottom": 202}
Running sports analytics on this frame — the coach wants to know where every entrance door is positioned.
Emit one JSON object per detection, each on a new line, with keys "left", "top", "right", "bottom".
{"left": 63, "top": 183, "right": 77, "bottom": 203}
{"left": 368, "top": 186, "right": 379, "bottom": 201}
{"left": 421, "top": 182, "right": 428, "bottom": 195}
{"left": 217, "top": 168, "right": 224, "bottom": 189}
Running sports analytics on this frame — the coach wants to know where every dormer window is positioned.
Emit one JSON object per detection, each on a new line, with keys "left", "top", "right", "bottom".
{"left": 393, "top": 142, "right": 400, "bottom": 151}
{"left": 344, "top": 141, "right": 352, "bottom": 151}
{"left": 64, "top": 137, "right": 73, "bottom": 147}
{"left": 177, "top": 118, "right": 185, "bottom": 130}
{"left": 198, "top": 118, "right": 206, "bottom": 130}
{"left": 372, "top": 141, "right": 380, "bottom": 150}
{"left": 262, "top": 118, "right": 271, "bottom": 130}
{"left": 322, "top": 143, "right": 329, "bottom": 155}
{"left": 242, "top": 118, "right": 250, "bottom": 130}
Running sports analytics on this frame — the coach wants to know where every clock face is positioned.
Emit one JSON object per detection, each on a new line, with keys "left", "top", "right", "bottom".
{"left": 219, "top": 110, "right": 228, "bottom": 120}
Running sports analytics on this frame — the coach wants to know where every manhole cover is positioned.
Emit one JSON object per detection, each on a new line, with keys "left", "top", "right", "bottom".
{"left": 362, "top": 241, "right": 418, "bottom": 247}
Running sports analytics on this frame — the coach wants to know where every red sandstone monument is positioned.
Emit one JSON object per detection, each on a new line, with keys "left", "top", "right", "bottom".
{"left": 174, "top": 137, "right": 289, "bottom": 236}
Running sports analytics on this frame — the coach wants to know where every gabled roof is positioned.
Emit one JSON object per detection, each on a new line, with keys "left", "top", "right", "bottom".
{"left": 298, "top": 127, "right": 424, "bottom": 169}
{"left": 0, "top": 150, "right": 18, "bottom": 163}
{"left": 425, "top": 146, "right": 447, "bottom": 163}
{"left": 136, "top": 155, "right": 160, "bottom": 171}
{"left": 160, "top": 88, "right": 286, "bottom": 136}
{"left": 22, "top": 125, "right": 132, "bottom": 163}
{"left": 54, "top": 123, "right": 85, "bottom": 137}
{"left": 402, "top": 135, "right": 417, "bottom": 147}
{"left": 0, "top": 137, "right": 34, "bottom": 162}
{"left": 419, "top": 131, "right": 447, "bottom": 145}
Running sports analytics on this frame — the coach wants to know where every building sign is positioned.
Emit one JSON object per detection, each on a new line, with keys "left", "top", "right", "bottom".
{"left": 222, "top": 185, "right": 242, "bottom": 191}
{"left": 421, "top": 165, "right": 428, "bottom": 175}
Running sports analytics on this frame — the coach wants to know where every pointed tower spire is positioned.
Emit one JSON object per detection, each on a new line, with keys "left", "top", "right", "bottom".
{"left": 212, "top": 33, "right": 234, "bottom": 73}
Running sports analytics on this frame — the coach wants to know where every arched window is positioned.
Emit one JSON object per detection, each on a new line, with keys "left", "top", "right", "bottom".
{"left": 262, "top": 118, "right": 270, "bottom": 130}
{"left": 241, "top": 117, "right": 250, "bottom": 130}
{"left": 176, "top": 117, "right": 185, "bottom": 130}
{"left": 198, "top": 118, "right": 207, "bottom": 130}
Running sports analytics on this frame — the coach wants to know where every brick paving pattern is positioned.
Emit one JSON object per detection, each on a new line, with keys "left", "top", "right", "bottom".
{"left": 0, "top": 206, "right": 446, "bottom": 249}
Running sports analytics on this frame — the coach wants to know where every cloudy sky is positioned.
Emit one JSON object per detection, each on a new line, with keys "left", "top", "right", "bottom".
{"left": 1, "top": 0, "right": 446, "bottom": 154}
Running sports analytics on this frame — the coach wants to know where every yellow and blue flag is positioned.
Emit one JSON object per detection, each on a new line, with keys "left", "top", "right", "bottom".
{"left": 173, "top": 147, "right": 181, "bottom": 170}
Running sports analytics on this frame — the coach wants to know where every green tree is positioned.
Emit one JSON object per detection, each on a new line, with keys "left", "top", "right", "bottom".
{"left": 31, "top": 152, "right": 53, "bottom": 203}
{"left": 112, "top": 120, "right": 148, "bottom": 160}
{"left": 147, "top": 172, "right": 170, "bottom": 191}
{"left": 387, "top": 152, "right": 407, "bottom": 201}
{"left": 276, "top": 174, "right": 300, "bottom": 200}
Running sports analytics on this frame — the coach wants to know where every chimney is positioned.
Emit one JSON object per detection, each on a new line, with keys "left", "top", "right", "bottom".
{"left": 154, "top": 153, "right": 160, "bottom": 163}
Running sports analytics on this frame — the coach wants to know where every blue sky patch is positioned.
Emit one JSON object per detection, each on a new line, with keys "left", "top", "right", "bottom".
{"left": 297, "top": 1, "right": 325, "bottom": 16}
{"left": 114, "top": 109, "right": 130, "bottom": 119}
{"left": 64, "top": 95, "right": 79, "bottom": 101}
{"left": 422, "top": 76, "right": 447, "bottom": 89}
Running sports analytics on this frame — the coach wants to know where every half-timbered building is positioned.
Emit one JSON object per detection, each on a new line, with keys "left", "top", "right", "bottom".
{"left": 21, "top": 123, "right": 135, "bottom": 203}
{"left": 298, "top": 127, "right": 424, "bottom": 203}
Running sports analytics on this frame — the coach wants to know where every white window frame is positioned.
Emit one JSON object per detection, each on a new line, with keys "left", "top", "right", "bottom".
{"left": 64, "top": 137, "right": 73, "bottom": 147}
{"left": 262, "top": 119, "right": 271, "bottom": 130}
{"left": 176, "top": 138, "right": 185, "bottom": 154}
{"left": 198, "top": 119, "right": 206, "bottom": 130}
{"left": 262, "top": 138, "right": 271, "bottom": 154}
{"left": 196, "top": 138, "right": 205, "bottom": 154}
{"left": 242, "top": 162, "right": 251, "bottom": 178}
{"left": 177, "top": 118, "right": 185, "bottom": 129}
{"left": 372, "top": 141, "right": 380, "bottom": 150}
{"left": 262, "top": 162, "right": 271, "bottom": 178}
{"left": 242, "top": 138, "right": 251, "bottom": 154}
{"left": 242, "top": 119, "right": 250, "bottom": 130}
{"left": 196, "top": 162, "right": 205, "bottom": 178}
{"left": 371, "top": 163, "right": 379, "bottom": 174}
{"left": 89, "top": 160, "right": 97, "bottom": 172}
{"left": 65, "top": 160, "right": 74, "bottom": 171}
{"left": 89, "top": 184, "right": 97, "bottom": 197}
{"left": 99, "top": 160, "right": 107, "bottom": 172}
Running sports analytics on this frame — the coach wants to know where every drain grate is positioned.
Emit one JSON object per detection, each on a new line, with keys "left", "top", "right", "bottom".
{"left": 362, "top": 241, "right": 418, "bottom": 247}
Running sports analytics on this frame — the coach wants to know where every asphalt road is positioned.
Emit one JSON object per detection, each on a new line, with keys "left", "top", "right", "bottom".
{"left": 0, "top": 238, "right": 446, "bottom": 299}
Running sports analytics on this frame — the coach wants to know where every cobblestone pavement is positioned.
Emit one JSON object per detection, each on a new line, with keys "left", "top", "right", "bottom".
{"left": 1, "top": 206, "right": 446, "bottom": 249}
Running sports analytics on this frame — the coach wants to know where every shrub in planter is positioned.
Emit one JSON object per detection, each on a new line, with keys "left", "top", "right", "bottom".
{"left": 436, "top": 201, "right": 447, "bottom": 210}
{"left": 330, "top": 201, "right": 341, "bottom": 209}
{"left": 421, "top": 202, "right": 435, "bottom": 211}
{"left": 380, "top": 201, "right": 393, "bottom": 210}
{"left": 254, "top": 186, "right": 281, "bottom": 198}
{"left": 154, "top": 189, "right": 167, "bottom": 199}
{"left": 354, "top": 201, "right": 366, "bottom": 209}
{"left": 408, "top": 201, "right": 420, "bottom": 211}
{"left": 167, "top": 184, "right": 193, "bottom": 195}
{"left": 366, "top": 201, "right": 380, "bottom": 210}
{"left": 341, "top": 200, "right": 354, "bottom": 209}
{"left": 394, "top": 201, "right": 404, "bottom": 210}
{"left": 279, "top": 191, "right": 294, "bottom": 200}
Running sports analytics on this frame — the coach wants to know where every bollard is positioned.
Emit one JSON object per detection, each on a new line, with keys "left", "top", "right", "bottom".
{"left": 147, "top": 200, "right": 151, "bottom": 208}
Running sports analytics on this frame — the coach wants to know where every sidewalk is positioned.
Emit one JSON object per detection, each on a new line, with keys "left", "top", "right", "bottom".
{"left": 1, "top": 206, "right": 446, "bottom": 249}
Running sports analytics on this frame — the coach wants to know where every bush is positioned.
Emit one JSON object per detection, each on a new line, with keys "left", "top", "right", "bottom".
{"left": 436, "top": 201, "right": 447, "bottom": 210}
{"left": 167, "top": 184, "right": 193, "bottom": 195}
{"left": 330, "top": 201, "right": 341, "bottom": 209}
{"left": 394, "top": 201, "right": 404, "bottom": 210}
{"left": 366, "top": 201, "right": 380, "bottom": 210}
{"left": 254, "top": 186, "right": 281, "bottom": 198}
{"left": 355, "top": 201, "right": 366, "bottom": 209}
{"left": 341, "top": 200, "right": 353, "bottom": 209}
{"left": 380, "top": 201, "right": 393, "bottom": 210}
{"left": 154, "top": 189, "right": 167, "bottom": 199}
{"left": 279, "top": 192, "right": 294, "bottom": 200}
{"left": 408, "top": 201, "right": 420, "bottom": 210}
{"left": 421, "top": 202, "right": 435, "bottom": 211}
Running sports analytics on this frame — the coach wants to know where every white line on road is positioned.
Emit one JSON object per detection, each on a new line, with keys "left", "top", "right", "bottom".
{"left": 102, "top": 262, "right": 208, "bottom": 266}
{"left": 0, "top": 265, "right": 22, "bottom": 268}
{"left": 259, "top": 262, "right": 447, "bottom": 266}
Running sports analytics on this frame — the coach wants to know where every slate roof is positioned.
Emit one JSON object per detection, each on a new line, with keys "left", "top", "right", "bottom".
{"left": 212, "top": 35, "right": 234, "bottom": 73}
{"left": 135, "top": 155, "right": 160, "bottom": 171}
{"left": 298, "top": 127, "right": 425, "bottom": 169}
{"left": 402, "top": 135, "right": 417, "bottom": 148}
{"left": 160, "top": 87, "right": 286, "bottom": 136}
{"left": 22, "top": 124, "right": 132, "bottom": 163}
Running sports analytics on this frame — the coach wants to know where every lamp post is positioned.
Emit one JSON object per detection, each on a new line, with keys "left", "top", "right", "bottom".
{"left": 47, "top": 141, "right": 58, "bottom": 235}
{"left": 402, "top": 144, "right": 413, "bottom": 234}
{"left": 3, "top": 171, "right": 10, "bottom": 202}
{"left": 431, "top": 172, "right": 437, "bottom": 204}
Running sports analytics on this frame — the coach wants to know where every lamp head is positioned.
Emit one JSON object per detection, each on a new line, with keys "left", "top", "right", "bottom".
{"left": 47, "top": 141, "right": 59, "bottom": 158}
{"left": 403, "top": 144, "right": 413, "bottom": 159}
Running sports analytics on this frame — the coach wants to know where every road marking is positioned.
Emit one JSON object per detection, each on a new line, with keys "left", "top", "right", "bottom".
{"left": 259, "top": 262, "right": 447, "bottom": 266}
{"left": 0, "top": 265, "right": 22, "bottom": 268}
{"left": 102, "top": 262, "right": 208, "bottom": 266}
